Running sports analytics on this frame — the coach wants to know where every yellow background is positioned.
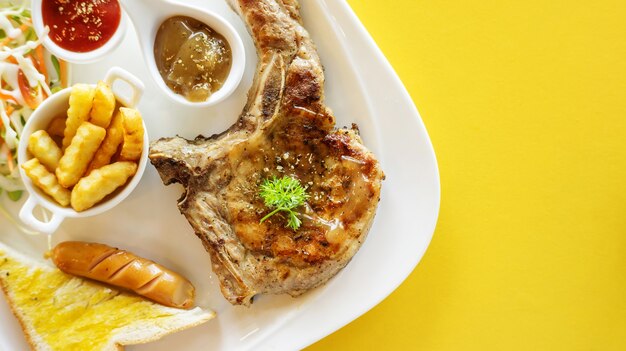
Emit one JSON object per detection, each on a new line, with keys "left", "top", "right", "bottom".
{"left": 308, "top": 0, "right": 626, "bottom": 350}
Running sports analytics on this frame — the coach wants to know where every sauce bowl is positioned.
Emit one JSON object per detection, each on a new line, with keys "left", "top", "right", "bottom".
{"left": 119, "top": 0, "right": 245, "bottom": 107}
{"left": 31, "top": 0, "right": 128, "bottom": 64}
{"left": 18, "top": 67, "right": 148, "bottom": 235}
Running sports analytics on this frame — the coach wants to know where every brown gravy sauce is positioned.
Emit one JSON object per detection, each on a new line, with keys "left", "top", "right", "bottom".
{"left": 154, "top": 16, "right": 232, "bottom": 102}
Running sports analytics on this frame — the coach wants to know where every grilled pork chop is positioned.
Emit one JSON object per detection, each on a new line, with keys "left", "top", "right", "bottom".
{"left": 149, "top": 0, "right": 384, "bottom": 305}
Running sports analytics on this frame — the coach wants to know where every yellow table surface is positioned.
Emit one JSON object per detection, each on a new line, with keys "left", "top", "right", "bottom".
{"left": 308, "top": 0, "right": 626, "bottom": 349}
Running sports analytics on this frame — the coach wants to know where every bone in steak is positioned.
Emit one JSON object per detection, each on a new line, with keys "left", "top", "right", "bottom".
{"left": 149, "top": 0, "right": 385, "bottom": 305}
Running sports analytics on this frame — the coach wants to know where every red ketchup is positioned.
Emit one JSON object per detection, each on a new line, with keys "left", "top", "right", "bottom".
{"left": 42, "top": 0, "right": 121, "bottom": 53}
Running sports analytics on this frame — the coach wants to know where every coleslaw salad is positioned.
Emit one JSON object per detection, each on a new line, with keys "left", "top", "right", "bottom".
{"left": 1, "top": 0, "right": 66, "bottom": 230}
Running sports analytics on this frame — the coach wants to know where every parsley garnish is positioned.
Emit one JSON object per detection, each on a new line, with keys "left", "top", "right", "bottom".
{"left": 259, "top": 176, "right": 309, "bottom": 230}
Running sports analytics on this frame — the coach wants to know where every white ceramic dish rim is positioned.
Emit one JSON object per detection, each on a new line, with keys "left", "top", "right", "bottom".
{"left": 17, "top": 67, "right": 149, "bottom": 234}
{"left": 120, "top": 0, "right": 246, "bottom": 108}
{"left": 30, "top": 0, "right": 128, "bottom": 64}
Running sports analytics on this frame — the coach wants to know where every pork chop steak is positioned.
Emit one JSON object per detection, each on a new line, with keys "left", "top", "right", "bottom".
{"left": 149, "top": 0, "right": 384, "bottom": 305}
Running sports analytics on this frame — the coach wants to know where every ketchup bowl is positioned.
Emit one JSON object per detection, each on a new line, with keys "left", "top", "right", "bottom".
{"left": 31, "top": 0, "right": 127, "bottom": 64}
{"left": 17, "top": 67, "right": 148, "bottom": 235}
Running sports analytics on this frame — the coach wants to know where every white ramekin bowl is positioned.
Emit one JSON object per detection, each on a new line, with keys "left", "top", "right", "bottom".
{"left": 18, "top": 67, "right": 148, "bottom": 234}
{"left": 120, "top": 0, "right": 245, "bottom": 107}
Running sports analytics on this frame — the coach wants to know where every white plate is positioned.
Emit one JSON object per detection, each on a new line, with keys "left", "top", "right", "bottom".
{"left": 0, "top": 0, "right": 440, "bottom": 350}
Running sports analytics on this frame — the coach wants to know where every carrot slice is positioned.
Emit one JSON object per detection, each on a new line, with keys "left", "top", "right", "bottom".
{"left": 6, "top": 148, "right": 14, "bottom": 173}
{"left": 35, "top": 45, "right": 49, "bottom": 85}
{"left": 17, "top": 70, "right": 39, "bottom": 109}
{"left": 59, "top": 60, "right": 68, "bottom": 88}
{"left": 0, "top": 91, "right": 16, "bottom": 103}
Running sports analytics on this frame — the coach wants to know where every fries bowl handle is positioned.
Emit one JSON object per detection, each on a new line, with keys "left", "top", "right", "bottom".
{"left": 104, "top": 67, "right": 145, "bottom": 108}
{"left": 19, "top": 196, "right": 65, "bottom": 235}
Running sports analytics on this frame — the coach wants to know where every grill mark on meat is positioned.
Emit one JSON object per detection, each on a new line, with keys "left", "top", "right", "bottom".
{"left": 284, "top": 68, "right": 322, "bottom": 109}
{"left": 149, "top": 0, "right": 384, "bottom": 305}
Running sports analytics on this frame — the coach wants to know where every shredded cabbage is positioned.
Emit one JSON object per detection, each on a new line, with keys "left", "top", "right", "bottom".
{"left": 0, "top": 1, "right": 66, "bottom": 234}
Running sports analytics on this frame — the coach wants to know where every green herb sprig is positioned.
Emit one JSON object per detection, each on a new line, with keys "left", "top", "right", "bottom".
{"left": 259, "top": 176, "right": 309, "bottom": 230}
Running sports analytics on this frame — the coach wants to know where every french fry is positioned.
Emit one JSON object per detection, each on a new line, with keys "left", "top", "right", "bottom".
{"left": 21, "top": 158, "right": 71, "bottom": 206}
{"left": 62, "top": 84, "right": 95, "bottom": 150}
{"left": 89, "top": 81, "right": 116, "bottom": 128}
{"left": 27, "top": 130, "right": 62, "bottom": 172}
{"left": 119, "top": 108, "right": 144, "bottom": 161}
{"left": 86, "top": 110, "right": 124, "bottom": 174}
{"left": 56, "top": 122, "right": 106, "bottom": 188}
{"left": 46, "top": 117, "right": 66, "bottom": 138}
{"left": 71, "top": 161, "right": 137, "bottom": 212}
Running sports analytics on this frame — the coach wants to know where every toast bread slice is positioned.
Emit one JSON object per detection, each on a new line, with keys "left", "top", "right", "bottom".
{"left": 0, "top": 241, "right": 214, "bottom": 351}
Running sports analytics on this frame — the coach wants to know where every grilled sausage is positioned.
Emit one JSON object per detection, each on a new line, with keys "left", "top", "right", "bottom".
{"left": 51, "top": 241, "right": 195, "bottom": 309}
